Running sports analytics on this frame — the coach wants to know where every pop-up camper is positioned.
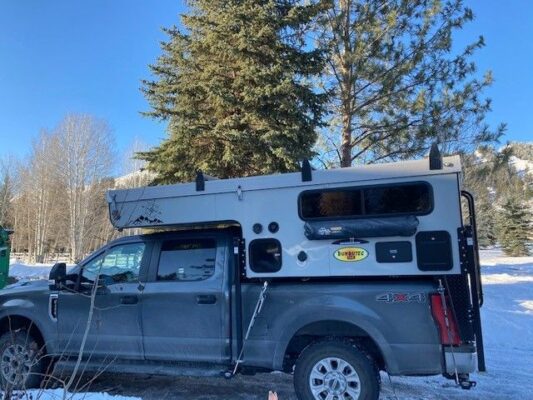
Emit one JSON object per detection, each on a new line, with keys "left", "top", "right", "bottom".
{"left": 107, "top": 152, "right": 465, "bottom": 279}
{"left": 104, "top": 147, "right": 486, "bottom": 390}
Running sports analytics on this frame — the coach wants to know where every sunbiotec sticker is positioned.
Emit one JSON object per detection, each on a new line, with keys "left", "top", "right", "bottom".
{"left": 334, "top": 247, "right": 368, "bottom": 262}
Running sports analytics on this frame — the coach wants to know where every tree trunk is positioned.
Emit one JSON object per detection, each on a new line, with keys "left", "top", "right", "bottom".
{"left": 340, "top": 113, "right": 352, "bottom": 167}
{"left": 338, "top": 0, "right": 353, "bottom": 168}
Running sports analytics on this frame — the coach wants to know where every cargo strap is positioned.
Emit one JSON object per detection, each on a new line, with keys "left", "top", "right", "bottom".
{"left": 231, "top": 281, "right": 269, "bottom": 376}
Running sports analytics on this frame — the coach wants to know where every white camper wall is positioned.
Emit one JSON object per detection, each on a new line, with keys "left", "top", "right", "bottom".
{"left": 240, "top": 174, "right": 462, "bottom": 278}
{"left": 107, "top": 156, "right": 464, "bottom": 278}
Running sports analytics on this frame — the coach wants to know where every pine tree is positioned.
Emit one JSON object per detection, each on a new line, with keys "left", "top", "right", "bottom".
{"left": 461, "top": 145, "right": 529, "bottom": 248}
{"left": 140, "top": 0, "right": 325, "bottom": 183}
{"left": 496, "top": 196, "right": 531, "bottom": 257}
{"left": 475, "top": 197, "right": 497, "bottom": 248}
{"left": 314, "top": 0, "right": 505, "bottom": 167}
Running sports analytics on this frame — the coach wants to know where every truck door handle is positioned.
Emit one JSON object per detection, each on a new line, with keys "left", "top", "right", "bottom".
{"left": 196, "top": 295, "right": 217, "bottom": 305}
{"left": 120, "top": 295, "right": 138, "bottom": 305}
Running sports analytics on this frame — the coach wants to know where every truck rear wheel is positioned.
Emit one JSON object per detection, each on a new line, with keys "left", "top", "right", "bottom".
{"left": 294, "top": 340, "right": 379, "bottom": 400}
{"left": 0, "top": 330, "right": 45, "bottom": 390}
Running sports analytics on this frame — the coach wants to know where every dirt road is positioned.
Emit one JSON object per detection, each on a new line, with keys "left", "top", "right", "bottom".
{"left": 88, "top": 372, "right": 298, "bottom": 400}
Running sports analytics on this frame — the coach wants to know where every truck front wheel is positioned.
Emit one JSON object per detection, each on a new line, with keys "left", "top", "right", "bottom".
{"left": 294, "top": 340, "right": 379, "bottom": 400}
{"left": 0, "top": 330, "right": 45, "bottom": 389}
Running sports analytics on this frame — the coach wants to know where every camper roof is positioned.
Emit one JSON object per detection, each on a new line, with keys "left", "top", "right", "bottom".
{"left": 107, "top": 155, "right": 461, "bottom": 203}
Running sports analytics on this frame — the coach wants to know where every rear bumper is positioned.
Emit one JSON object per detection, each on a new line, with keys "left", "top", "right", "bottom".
{"left": 444, "top": 345, "right": 477, "bottom": 374}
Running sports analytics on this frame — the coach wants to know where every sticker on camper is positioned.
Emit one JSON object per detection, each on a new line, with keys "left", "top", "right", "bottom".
{"left": 333, "top": 247, "right": 368, "bottom": 262}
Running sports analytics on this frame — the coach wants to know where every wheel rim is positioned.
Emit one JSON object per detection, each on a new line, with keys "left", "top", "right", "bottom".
{"left": 309, "top": 357, "right": 361, "bottom": 400}
{"left": 1, "top": 344, "right": 33, "bottom": 386}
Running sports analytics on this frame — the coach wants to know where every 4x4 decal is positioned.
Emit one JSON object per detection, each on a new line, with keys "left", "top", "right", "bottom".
{"left": 376, "top": 292, "right": 426, "bottom": 304}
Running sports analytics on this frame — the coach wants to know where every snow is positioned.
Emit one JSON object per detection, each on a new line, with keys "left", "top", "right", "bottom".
{"left": 9, "top": 390, "right": 139, "bottom": 400}
{"left": 8, "top": 261, "right": 59, "bottom": 281}
{"left": 510, "top": 155, "right": 533, "bottom": 176}
{"left": 4, "top": 250, "right": 533, "bottom": 399}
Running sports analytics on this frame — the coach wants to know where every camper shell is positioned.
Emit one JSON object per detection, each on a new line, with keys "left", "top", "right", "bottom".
{"left": 107, "top": 155, "right": 464, "bottom": 279}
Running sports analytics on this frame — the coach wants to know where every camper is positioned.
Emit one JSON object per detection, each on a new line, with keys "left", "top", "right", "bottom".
{"left": 0, "top": 148, "right": 484, "bottom": 400}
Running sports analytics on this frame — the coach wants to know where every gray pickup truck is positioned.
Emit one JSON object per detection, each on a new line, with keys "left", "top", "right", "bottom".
{"left": 0, "top": 153, "right": 486, "bottom": 400}
{"left": 0, "top": 226, "right": 482, "bottom": 400}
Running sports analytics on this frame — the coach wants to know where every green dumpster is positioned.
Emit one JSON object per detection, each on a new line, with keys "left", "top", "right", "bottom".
{"left": 0, "top": 226, "right": 13, "bottom": 289}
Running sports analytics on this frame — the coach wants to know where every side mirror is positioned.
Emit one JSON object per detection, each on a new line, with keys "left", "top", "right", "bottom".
{"left": 49, "top": 263, "right": 67, "bottom": 286}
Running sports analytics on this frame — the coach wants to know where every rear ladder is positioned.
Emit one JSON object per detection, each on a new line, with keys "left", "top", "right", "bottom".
{"left": 447, "top": 190, "right": 485, "bottom": 372}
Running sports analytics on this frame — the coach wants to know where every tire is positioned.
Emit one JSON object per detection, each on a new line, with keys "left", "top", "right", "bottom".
{"left": 294, "top": 339, "right": 380, "bottom": 400}
{"left": 0, "top": 330, "right": 46, "bottom": 390}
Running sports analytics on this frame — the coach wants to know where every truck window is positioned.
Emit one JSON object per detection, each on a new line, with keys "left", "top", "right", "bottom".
{"left": 249, "top": 239, "right": 282, "bottom": 273}
{"left": 82, "top": 243, "right": 145, "bottom": 285}
{"left": 299, "top": 182, "right": 432, "bottom": 220}
{"left": 157, "top": 238, "right": 216, "bottom": 282}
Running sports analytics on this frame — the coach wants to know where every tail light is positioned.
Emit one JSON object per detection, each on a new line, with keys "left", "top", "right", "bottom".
{"left": 431, "top": 294, "right": 461, "bottom": 346}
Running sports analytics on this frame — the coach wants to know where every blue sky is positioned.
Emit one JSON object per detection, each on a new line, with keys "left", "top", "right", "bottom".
{"left": 0, "top": 0, "right": 531, "bottom": 164}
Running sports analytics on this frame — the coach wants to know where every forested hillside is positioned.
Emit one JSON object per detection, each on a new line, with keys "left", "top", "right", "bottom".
{"left": 463, "top": 142, "right": 532, "bottom": 255}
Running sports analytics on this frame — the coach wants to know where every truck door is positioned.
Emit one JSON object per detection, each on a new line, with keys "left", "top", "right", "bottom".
{"left": 57, "top": 241, "right": 148, "bottom": 359}
{"left": 141, "top": 234, "right": 231, "bottom": 363}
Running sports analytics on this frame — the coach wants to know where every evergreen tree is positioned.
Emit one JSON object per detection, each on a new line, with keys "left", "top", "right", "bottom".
{"left": 314, "top": 0, "right": 505, "bottom": 167}
{"left": 474, "top": 196, "right": 497, "bottom": 248}
{"left": 462, "top": 145, "right": 529, "bottom": 247}
{"left": 496, "top": 196, "right": 531, "bottom": 257}
{"left": 140, "top": 0, "right": 325, "bottom": 183}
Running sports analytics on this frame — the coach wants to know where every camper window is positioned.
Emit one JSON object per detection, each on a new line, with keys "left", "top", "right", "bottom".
{"left": 157, "top": 238, "right": 216, "bottom": 282}
{"left": 249, "top": 239, "right": 282, "bottom": 273}
{"left": 299, "top": 182, "right": 432, "bottom": 220}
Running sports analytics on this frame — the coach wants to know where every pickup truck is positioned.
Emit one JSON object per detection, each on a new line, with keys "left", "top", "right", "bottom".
{"left": 0, "top": 226, "right": 481, "bottom": 400}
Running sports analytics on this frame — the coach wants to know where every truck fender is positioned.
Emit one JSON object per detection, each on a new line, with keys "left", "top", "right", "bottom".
{"left": 271, "top": 295, "right": 399, "bottom": 372}
{"left": 0, "top": 307, "right": 54, "bottom": 353}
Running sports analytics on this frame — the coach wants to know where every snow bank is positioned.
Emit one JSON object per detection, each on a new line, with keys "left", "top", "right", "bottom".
{"left": 10, "top": 390, "right": 140, "bottom": 399}
{"left": 480, "top": 249, "right": 533, "bottom": 267}
{"left": 8, "top": 262, "right": 55, "bottom": 280}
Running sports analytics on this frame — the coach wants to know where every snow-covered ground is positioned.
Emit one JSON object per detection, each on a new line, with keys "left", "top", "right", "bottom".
{"left": 9, "top": 390, "right": 139, "bottom": 400}
{"left": 378, "top": 249, "right": 533, "bottom": 399}
{"left": 8, "top": 261, "right": 68, "bottom": 281}
{"left": 5, "top": 249, "right": 533, "bottom": 399}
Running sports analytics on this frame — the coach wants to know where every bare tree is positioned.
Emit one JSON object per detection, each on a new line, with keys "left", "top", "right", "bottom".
{"left": 10, "top": 133, "right": 64, "bottom": 262}
{"left": 54, "top": 114, "right": 115, "bottom": 262}
{"left": 0, "top": 156, "right": 16, "bottom": 227}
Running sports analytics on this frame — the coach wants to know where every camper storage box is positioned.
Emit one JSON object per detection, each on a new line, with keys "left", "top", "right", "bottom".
{"left": 107, "top": 155, "right": 463, "bottom": 278}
